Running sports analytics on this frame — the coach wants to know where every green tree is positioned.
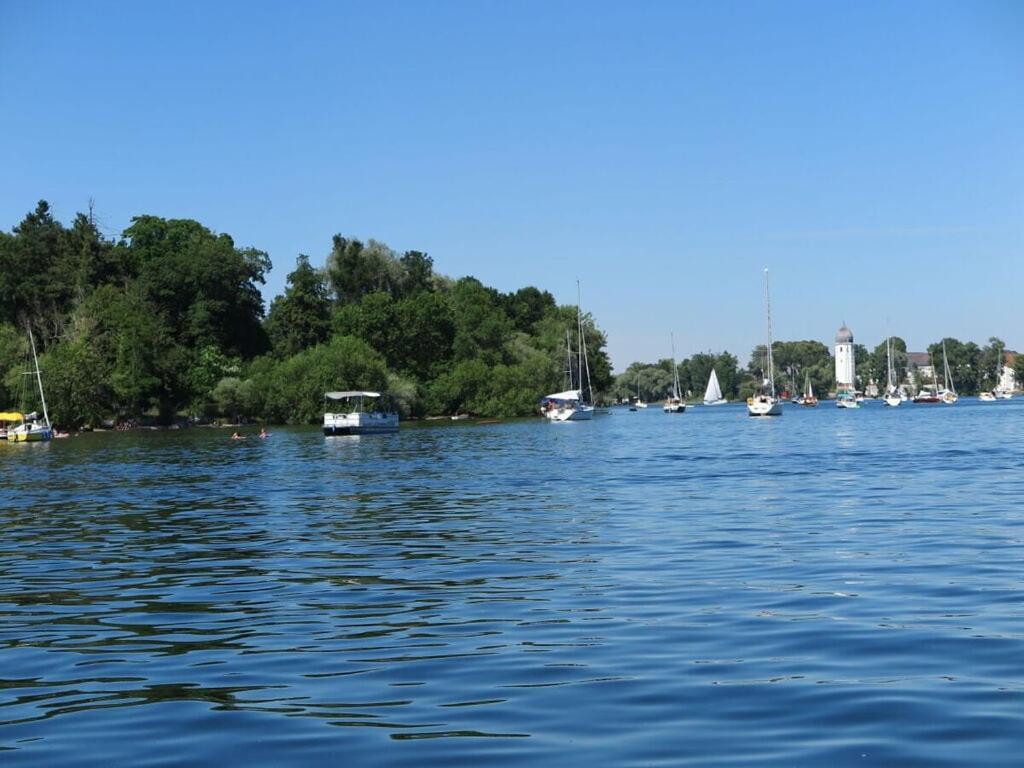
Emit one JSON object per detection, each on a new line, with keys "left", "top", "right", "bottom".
{"left": 979, "top": 337, "right": 1006, "bottom": 390}
{"left": 450, "top": 277, "right": 512, "bottom": 365}
{"left": 39, "top": 337, "right": 109, "bottom": 428}
{"left": 927, "top": 337, "right": 980, "bottom": 394}
{"left": 249, "top": 336, "right": 389, "bottom": 423}
{"left": 265, "top": 255, "right": 331, "bottom": 357}
{"left": 125, "top": 215, "right": 270, "bottom": 358}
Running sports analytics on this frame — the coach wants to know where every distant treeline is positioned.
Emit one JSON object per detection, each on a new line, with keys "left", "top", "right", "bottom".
{"left": 0, "top": 201, "right": 612, "bottom": 427}
{"left": 619, "top": 337, "right": 1019, "bottom": 401}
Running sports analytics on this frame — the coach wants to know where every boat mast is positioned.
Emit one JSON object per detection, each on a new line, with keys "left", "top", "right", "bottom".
{"left": 576, "top": 280, "right": 592, "bottom": 404}
{"left": 886, "top": 337, "right": 893, "bottom": 391}
{"left": 942, "top": 340, "right": 955, "bottom": 394}
{"left": 564, "top": 329, "right": 573, "bottom": 391}
{"left": 28, "top": 327, "right": 50, "bottom": 428}
{"left": 763, "top": 268, "right": 775, "bottom": 398}
{"left": 670, "top": 332, "right": 680, "bottom": 399}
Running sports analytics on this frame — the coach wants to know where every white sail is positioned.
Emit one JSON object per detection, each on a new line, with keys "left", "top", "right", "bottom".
{"left": 703, "top": 369, "right": 724, "bottom": 404}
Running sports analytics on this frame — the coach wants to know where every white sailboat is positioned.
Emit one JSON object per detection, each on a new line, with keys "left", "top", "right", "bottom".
{"left": 663, "top": 333, "right": 686, "bottom": 413}
{"left": 981, "top": 346, "right": 1011, "bottom": 401}
{"left": 799, "top": 372, "right": 818, "bottom": 407}
{"left": 883, "top": 336, "right": 901, "bottom": 407}
{"left": 542, "top": 283, "right": 595, "bottom": 422}
{"left": 7, "top": 327, "right": 53, "bottom": 443}
{"left": 703, "top": 368, "right": 727, "bottom": 406}
{"left": 939, "top": 341, "right": 958, "bottom": 404}
{"left": 633, "top": 370, "right": 648, "bottom": 409}
{"left": 747, "top": 269, "right": 783, "bottom": 417}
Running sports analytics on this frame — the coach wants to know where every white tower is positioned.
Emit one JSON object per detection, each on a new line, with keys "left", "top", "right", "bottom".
{"left": 835, "top": 324, "right": 855, "bottom": 391}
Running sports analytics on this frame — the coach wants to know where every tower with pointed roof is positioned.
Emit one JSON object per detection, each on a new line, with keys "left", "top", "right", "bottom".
{"left": 835, "top": 323, "right": 855, "bottom": 391}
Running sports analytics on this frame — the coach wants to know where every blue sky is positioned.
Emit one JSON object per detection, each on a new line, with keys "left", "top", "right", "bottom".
{"left": 2, "top": 1, "right": 1021, "bottom": 369}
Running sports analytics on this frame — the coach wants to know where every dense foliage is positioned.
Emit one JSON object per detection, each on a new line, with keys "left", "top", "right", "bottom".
{"left": 0, "top": 201, "right": 611, "bottom": 426}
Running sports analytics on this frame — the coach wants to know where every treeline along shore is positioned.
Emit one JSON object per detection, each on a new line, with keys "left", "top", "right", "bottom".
{"left": 2, "top": 202, "right": 1020, "bottom": 429}
{"left": 0, "top": 201, "right": 618, "bottom": 428}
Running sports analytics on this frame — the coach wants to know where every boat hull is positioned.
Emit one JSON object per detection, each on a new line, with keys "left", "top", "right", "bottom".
{"left": 746, "top": 397, "right": 783, "bottom": 417}
{"left": 702, "top": 399, "right": 728, "bottom": 406}
{"left": 323, "top": 412, "right": 399, "bottom": 436}
{"left": 546, "top": 406, "right": 594, "bottom": 422}
{"left": 7, "top": 426, "right": 53, "bottom": 442}
{"left": 883, "top": 396, "right": 901, "bottom": 407}
{"left": 978, "top": 392, "right": 996, "bottom": 402}
{"left": 662, "top": 403, "right": 686, "bottom": 413}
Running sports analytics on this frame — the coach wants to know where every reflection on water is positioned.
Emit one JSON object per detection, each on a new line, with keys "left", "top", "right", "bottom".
{"left": 1, "top": 401, "right": 1023, "bottom": 765}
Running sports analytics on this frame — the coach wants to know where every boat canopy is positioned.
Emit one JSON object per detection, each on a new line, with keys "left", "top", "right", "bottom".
{"left": 0, "top": 411, "right": 23, "bottom": 421}
{"left": 325, "top": 391, "right": 381, "bottom": 399}
{"left": 543, "top": 389, "right": 582, "bottom": 402}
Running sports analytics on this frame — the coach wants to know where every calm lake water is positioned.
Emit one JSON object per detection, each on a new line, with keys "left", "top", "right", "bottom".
{"left": 2, "top": 400, "right": 1023, "bottom": 766}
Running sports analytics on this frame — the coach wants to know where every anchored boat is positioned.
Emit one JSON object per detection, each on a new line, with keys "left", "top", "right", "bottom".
{"left": 323, "top": 391, "right": 399, "bottom": 435}
{"left": 747, "top": 269, "right": 783, "bottom": 417}
{"left": 543, "top": 283, "right": 595, "bottom": 422}
{"left": 6, "top": 328, "right": 53, "bottom": 443}
{"left": 663, "top": 333, "right": 685, "bottom": 413}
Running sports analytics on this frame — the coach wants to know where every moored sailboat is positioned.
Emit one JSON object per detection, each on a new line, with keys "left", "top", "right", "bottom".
{"left": 542, "top": 283, "right": 595, "bottom": 422}
{"left": 913, "top": 355, "right": 942, "bottom": 403}
{"left": 980, "top": 346, "right": 1010, "bottom": 401}
{"left": 663, "top": 333, "right": 686, "bottom": 413}
{"left": 883, "top": 337, "right": 901, "bottom": 407}
{"left": 939, "top": 341, "right": 958, "bottom": 404}
{"left": 6, "top": 327, "right": 53, "bottom": 443}
{"left": 747, "top": 269, "right": 783, "bottom": 417}
{"left": 633, "top": 370, "right": 648, "bottom": 409}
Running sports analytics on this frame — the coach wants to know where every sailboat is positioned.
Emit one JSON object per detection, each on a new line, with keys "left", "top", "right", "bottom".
{"left": 939, "top": 341, "right": 957, "bottom": 404}
{"left": 913, "top": 354, "right": 942, "bottom": 403}
{"left": 542, "top": 284, "right": 595, "bottom": 422}
{"left": 883, "top": 337, "right": 901, "bottom": 407}
{"left": 799, "top": 372, "right": 818, "bottom": 407}
{"left": 703, "top": 368, "right": 727, "bottom": 406}
{"left": 981, "top": 347, "right": 1010, "bottom": 401}
{"left": 633, "top": 370, "right": 648, "bottom": 409}
{"left": 663, "top": 333, "right": 686, "bottom": 413}
{"left": 7, "top": 327, "right": 53, "bottom": 442}
{"left": 747, "top": 269, "right": 783, "bottom": 417}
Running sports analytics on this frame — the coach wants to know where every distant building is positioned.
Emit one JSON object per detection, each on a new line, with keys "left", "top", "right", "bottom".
{"left": 835, "top": 324, "right": 855, "bottom": 391}
{"left": 906, "top": 352, "right": 934, "bottom": 386}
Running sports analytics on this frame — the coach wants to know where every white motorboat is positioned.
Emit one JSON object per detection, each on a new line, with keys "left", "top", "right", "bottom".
{"left": 323, "top": 391, "right": 399, "bottom": 435}
{"left": 703, "top": 368, "right": 727, "bottom": 406}
{"left": 663, "top": 333, "right": 686, "bottom": 413}
{"left": 836, "top": 392, "right": 860, "bottom": 409}
{"left": 978, "top": 391, "right": 997, "bottom": 402}
{"left": 747, "top": 269, "right": 783, "bottom": 417}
